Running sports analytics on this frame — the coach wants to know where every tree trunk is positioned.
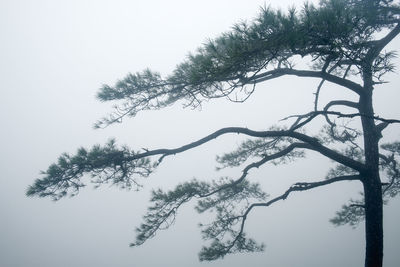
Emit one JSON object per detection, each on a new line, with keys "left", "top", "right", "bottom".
{"left": 360, "top": 87, "right": 383, "bottom": 267}
{"left": 363, "top": 175, "right": 383, "bottom": 267}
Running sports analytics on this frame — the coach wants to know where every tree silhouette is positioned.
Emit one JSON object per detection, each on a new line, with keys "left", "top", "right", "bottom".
{"left": 27, "top": 1, "right": 400, "bottom": 266}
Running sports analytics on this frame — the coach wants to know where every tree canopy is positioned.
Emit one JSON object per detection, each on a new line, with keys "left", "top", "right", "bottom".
{"left": 27, "top": 0, "right": 400, "bottom": 266}
{"left": 93, "top": 0, "right": 399, "bottom": 128}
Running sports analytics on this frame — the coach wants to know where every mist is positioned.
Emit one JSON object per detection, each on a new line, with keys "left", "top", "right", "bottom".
{"left": 1, "top": 0, "right": 399, "bottom": 266}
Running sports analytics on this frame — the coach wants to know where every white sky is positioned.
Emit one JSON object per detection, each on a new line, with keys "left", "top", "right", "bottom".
{"left": 1, "top": 0, "right": 399, "bottom": 266}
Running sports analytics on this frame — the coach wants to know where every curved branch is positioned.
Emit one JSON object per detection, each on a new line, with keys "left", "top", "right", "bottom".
{"left": 27, "top": 127, "right": 366, "bottom": 200}
{"left": 324, "top": 100, "right": 359, "bottom": 111}
{"left": 322, "top": 100, "right": 360, "bottom": 127}
{"left": 250, "top": 174, "right": 361, "bottom": 209}
{"left": 129, "top": 127, "right": 365, "bottom": 172}
{"left": 244, "top": 68, "right": 364, "bottom": 95}
{"left": 131, "top": 195, "right": 191, "bottom": 247}
{"left": 219, "top": 174, "right": 361, "bottom": 255}
{"left": 202, "top": 142, "right": 311, "bottom": 198}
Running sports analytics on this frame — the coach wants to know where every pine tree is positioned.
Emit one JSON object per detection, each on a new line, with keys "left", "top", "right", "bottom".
{"left": 27, "top": 1, "right": 400, "bottom": 266}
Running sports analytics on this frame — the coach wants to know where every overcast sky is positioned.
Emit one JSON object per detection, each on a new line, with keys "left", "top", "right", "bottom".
{"left": 1, "top": 1, "right": 399, "bottom": 266}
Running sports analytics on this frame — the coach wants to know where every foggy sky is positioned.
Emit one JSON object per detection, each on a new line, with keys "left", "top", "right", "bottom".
{"left": 1, "top": 0, "right": 399, "bottom": 266}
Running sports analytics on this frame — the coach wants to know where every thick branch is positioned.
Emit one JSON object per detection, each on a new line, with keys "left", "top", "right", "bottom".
{"left": 368, "top": 23, "right": 400, "bottom": 59}
{"left": 129, "top": 127, "right": 365, "bottom": 172}
{"left": 244, "top": 68, "right": 364, "bottom": 95}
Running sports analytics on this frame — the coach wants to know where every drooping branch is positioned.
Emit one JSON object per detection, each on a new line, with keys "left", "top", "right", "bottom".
{"left": 129, "top": 127, "right": 366, "bottom": 172}
{"left": 131, "top": 179, "right": 211, "bottom": 247}
{"left": 26, "top": 140, "right": 156, "bottom": 200}
{"left": 131, "top": 140, "right": 299, "bottom": 248}
{"left": 27, "top": 126, "right": 367, "bottom": 201}
{"left": 131, "top": 176, "right": 267, "bottom": 260}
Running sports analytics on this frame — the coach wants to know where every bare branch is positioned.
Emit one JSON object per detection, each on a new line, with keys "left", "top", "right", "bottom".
{"left": 322, "top": 100, "right": 360, "bottom": 128}
{"left": 314, "top": 79, "right": 326, "bottom": 111}
{"left": 283, "top": 110, "right": 400, "bottom": 129}
{"left": 324, "top": 100, "right": 359, "bottom": 111}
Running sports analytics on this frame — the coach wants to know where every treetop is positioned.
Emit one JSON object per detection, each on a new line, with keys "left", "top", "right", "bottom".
{"left": 95, "top": 0, "right": 400, "bottom": 128}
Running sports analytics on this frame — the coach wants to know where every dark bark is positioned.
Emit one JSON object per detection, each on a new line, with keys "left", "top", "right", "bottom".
{"left": 363, "top": 175, "right": 383, "bottom": 267}
{"left": 360, "top": 84, "right": 383, "bottom": 267}
{"left": 360, "top": 23, "right": 400, "bottom": 267}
